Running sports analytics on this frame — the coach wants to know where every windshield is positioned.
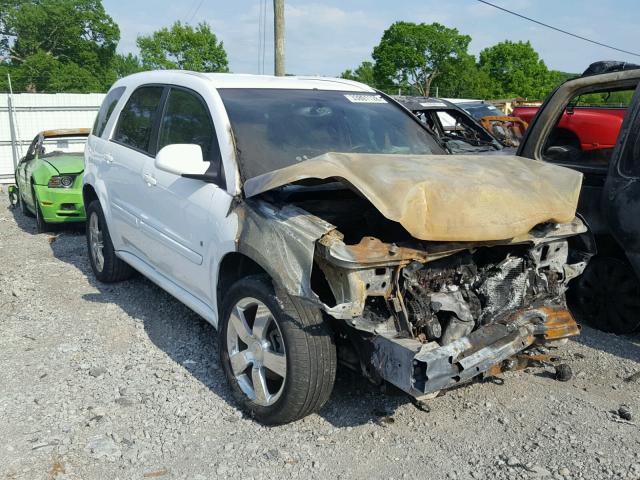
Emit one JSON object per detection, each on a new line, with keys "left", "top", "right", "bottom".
{"left": 219, "top": 89, "right": 444, "bottom": 179}
{"left": 40, "top": 135, "right": 88, "bottom": 158}
{"left": 460, "top": 103, "right": 503, "bottom": 120}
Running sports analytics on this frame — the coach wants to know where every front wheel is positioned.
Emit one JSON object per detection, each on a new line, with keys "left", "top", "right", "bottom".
{"left": 86, "top": 200, "right": 134, "bottom": 282}
{"left": 219, "top": 275, "right": 336, "bottom": 425}
{"left": 31, "top": 186, "right": 48, "bottom": 233}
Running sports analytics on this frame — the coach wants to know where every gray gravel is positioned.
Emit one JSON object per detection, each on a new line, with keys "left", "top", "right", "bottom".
{"left": 1, "top": 195, "right": 639, "bottom": 480}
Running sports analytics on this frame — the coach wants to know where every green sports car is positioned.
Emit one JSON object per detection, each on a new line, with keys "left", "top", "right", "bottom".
{"left": 15, "top": 128, "right": 90, "bottom": 232}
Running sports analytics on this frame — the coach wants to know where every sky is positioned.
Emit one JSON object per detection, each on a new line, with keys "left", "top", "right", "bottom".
{"left": 103, "top": 0, "right": 640, "bottom": 76}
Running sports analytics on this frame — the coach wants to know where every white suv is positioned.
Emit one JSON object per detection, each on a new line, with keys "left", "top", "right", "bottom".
{"left": 85, "top": 71, "right": 590, "bottom": 424}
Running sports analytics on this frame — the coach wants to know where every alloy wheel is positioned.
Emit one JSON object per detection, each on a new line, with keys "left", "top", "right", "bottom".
{"left": 89, "top": 212, "right": 105, "bottom": 273}
{"left": 226, "top": 297, "right": 287, "bottom": 406}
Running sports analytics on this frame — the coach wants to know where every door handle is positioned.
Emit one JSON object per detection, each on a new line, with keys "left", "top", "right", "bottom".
{"left": 104, "top": 153, "right": 114, "bottom": 164}
{"left": 143, "top": 173, "right": 157, "bottom": 186}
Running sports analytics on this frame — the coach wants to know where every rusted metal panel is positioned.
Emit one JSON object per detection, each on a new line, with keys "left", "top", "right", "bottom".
{"left": 371, "top": 305, "right": 579, "bottom": 397}
{"left": 42, "top": 128, "right": 91, "bottom": 138}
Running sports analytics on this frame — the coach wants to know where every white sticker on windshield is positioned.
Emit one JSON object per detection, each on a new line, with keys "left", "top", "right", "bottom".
{"left": 344, "top": 94, "right": 387, "bottom": 104}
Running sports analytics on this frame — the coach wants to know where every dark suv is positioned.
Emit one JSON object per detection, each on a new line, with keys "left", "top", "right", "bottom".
{"left": 518, "top": 61, "right": 640, "bottom": 334}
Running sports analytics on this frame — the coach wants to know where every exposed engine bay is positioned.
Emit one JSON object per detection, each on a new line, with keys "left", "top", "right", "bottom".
{"left": 237, "top": 152, "right": 591, "bottom": 398}
{"left": 399, "top": 242, "right": 569, "bottom": 344}
{"left": 244, "top": 181, "right": 590, "bottom": 398}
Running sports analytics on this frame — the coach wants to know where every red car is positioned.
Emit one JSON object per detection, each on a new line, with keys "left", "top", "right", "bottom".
{"left": 513, "top": 105, "right": 626, "bottom": 153}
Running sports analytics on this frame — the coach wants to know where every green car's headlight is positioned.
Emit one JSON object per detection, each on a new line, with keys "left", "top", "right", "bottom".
{"left": 48, "top": 175, "right": 74, "bottom": 188}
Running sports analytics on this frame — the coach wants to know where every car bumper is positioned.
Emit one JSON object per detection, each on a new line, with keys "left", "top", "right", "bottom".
{"left": 33, "top": 185, "right": 85, "bottom": 222}
{"left": 370, "top": 305, "right": 580, "bottom": 397}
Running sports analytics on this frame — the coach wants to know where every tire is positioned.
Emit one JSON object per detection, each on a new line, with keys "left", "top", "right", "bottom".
{"left": 569, "top": 256, "right": 640, "bottom": 334}
{"left": 86, "top": 199, "right": 134, "bottom": 282}
{"left": 32, "top": 186, "right": 48, "bottom": 233}
{"left": 20, "top": 192, "right": 34, "bottom": 217}
{"left": 219, "top": 275, "right": 336, "bottom": 425}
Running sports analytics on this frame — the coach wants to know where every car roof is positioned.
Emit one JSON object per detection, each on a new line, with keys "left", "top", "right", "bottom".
{"left": 115, "top": 70, "right": 375, "bottom": 92}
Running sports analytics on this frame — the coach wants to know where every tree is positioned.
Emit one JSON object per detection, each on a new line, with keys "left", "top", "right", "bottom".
{"left": 0, "top": 0, "right": 119, "bottom": 92}
{"left": 111, "top": 52, "right": 143, "bottom": 79}
{"left": 137, "top": 21, "right": 228, "bottom": 72}
{"left": 431, "top": 53, "right": 494, "bottom": 99}
{"left": 478, "top": 41, "right": 559, "bottom": 99}
{"left": 372, "top": 22, "right": 471, "bottom": 96}
{"left": 340, "top": 61, "right": 376, "bottom": 87}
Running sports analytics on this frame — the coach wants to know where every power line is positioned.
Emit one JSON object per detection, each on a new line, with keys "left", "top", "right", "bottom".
{"left": 188, "top": 0, "right": 205, "bottom": 23}
{"left": 184, "top": 0, "right": 199, "bottom": 22}
{"left": 476, "top": 0, "right": 640, "bottom": 58}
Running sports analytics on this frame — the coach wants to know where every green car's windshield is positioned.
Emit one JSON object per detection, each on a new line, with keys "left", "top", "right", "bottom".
{"left": 218, "top": 89, "right": 445, "bottom": 180}
{"left": 40, "top": 135, "right": 87, "bottom": 158}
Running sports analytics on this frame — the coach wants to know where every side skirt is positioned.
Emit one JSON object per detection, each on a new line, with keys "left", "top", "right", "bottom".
{"left": 116, "top": 250, "right": 217, "bottom": 327}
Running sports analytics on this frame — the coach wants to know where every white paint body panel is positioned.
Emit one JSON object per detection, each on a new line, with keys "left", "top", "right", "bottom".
{"left": 84, "top": 71, "right": 369, "bottom": 327}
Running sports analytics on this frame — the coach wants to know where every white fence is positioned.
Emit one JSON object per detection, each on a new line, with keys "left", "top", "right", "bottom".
{"left": 0, "top": 93, "right": 105, "bottom": 183}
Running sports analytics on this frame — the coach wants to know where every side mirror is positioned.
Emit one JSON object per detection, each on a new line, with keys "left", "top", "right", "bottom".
{"left": 155, "top": 144, "right": 208, "bottom": 176}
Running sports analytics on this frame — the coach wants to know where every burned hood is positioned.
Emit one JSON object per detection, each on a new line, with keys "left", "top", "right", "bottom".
{"left": 243, "top": 152, "right": 583, "bottom": 242}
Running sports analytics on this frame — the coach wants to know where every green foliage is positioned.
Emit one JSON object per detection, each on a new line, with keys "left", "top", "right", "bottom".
{"left": 137, "top": 21, "right": 229, "bottom": 72}
{"left": 372, "top": 22, "right": 471, "bottom": 96}
{"left": 574, "top": 90, "right": 634, "bottom": 107}
{"left": 346, "top": 34, "right": 575, "bottom": 101}
{"left": 431, "top": 53, "right": 494, "bottom": 98}
{"left": 111, "top": 53, "right": 143, "bottom": 79}
{"left": 340, "top": 61, "right": 375, "bottom": 86}
{"left": 477, "top": 41, "right": 562, "bottom": 99}
{"left": 0, "top": 0, "right": 120, "bottom": 92}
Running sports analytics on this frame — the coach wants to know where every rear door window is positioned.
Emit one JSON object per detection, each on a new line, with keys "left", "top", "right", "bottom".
{"left": 157, "top": 88, "right": 221, "bottom": 163}
{"left": 93, "top": 86, "right": 126, "bottom": 138}
{"left": 113, "top": 86, "right": 165, "bottom": 154}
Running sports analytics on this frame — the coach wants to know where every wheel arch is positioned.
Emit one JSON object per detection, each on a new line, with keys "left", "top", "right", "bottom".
{"left": 82, "top": 183, "right": 99, "bottom": 209}
{"left": 82, "top": 183, "right": 113, "bottom": 232}
{"left": 216, "top": 252, "right": 270, "bottom": 315}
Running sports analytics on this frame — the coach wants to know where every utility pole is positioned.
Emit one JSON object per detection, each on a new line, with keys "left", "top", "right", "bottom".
{"left": 7, "top": 74, "right": 21, "bottom": 172}
{"left": 274, "top": 0, "right": 285, "bottom": 76}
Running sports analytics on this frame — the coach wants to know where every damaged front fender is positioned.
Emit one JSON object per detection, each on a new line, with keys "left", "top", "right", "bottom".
{"left": 234, "top": 199, "right": 334, "bottom": 299}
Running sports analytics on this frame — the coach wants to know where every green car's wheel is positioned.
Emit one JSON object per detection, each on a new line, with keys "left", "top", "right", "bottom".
{"left": 86, "top": 200, "right": 134, "bottom": 283}
{"left": 31, "top": 186, "right": 48, "bottom": 233}
{"left": 19, "top": 192, "right": 34, "bottom": 217}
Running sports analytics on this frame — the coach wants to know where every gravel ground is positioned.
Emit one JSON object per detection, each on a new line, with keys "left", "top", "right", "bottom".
{"left": 1, "top": 194, "right": 639, "bottom": 480}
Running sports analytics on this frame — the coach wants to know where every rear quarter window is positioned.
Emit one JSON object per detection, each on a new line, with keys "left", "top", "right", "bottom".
{"left": 93, "top": 86, "right": 126, "bottom": 138}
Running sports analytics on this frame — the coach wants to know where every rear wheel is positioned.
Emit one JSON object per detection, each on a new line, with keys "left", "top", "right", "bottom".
{"left": 571, "top": 256, "right": 640, "bottom": 334}
{"left": 219, "top": 275, "right": 336, "bottom": 424}
{"left": 19, "top": 191, "right": 34, "bottom": 217}
{"left": 86, "top": 200, "right": 134, "bottom": 282}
